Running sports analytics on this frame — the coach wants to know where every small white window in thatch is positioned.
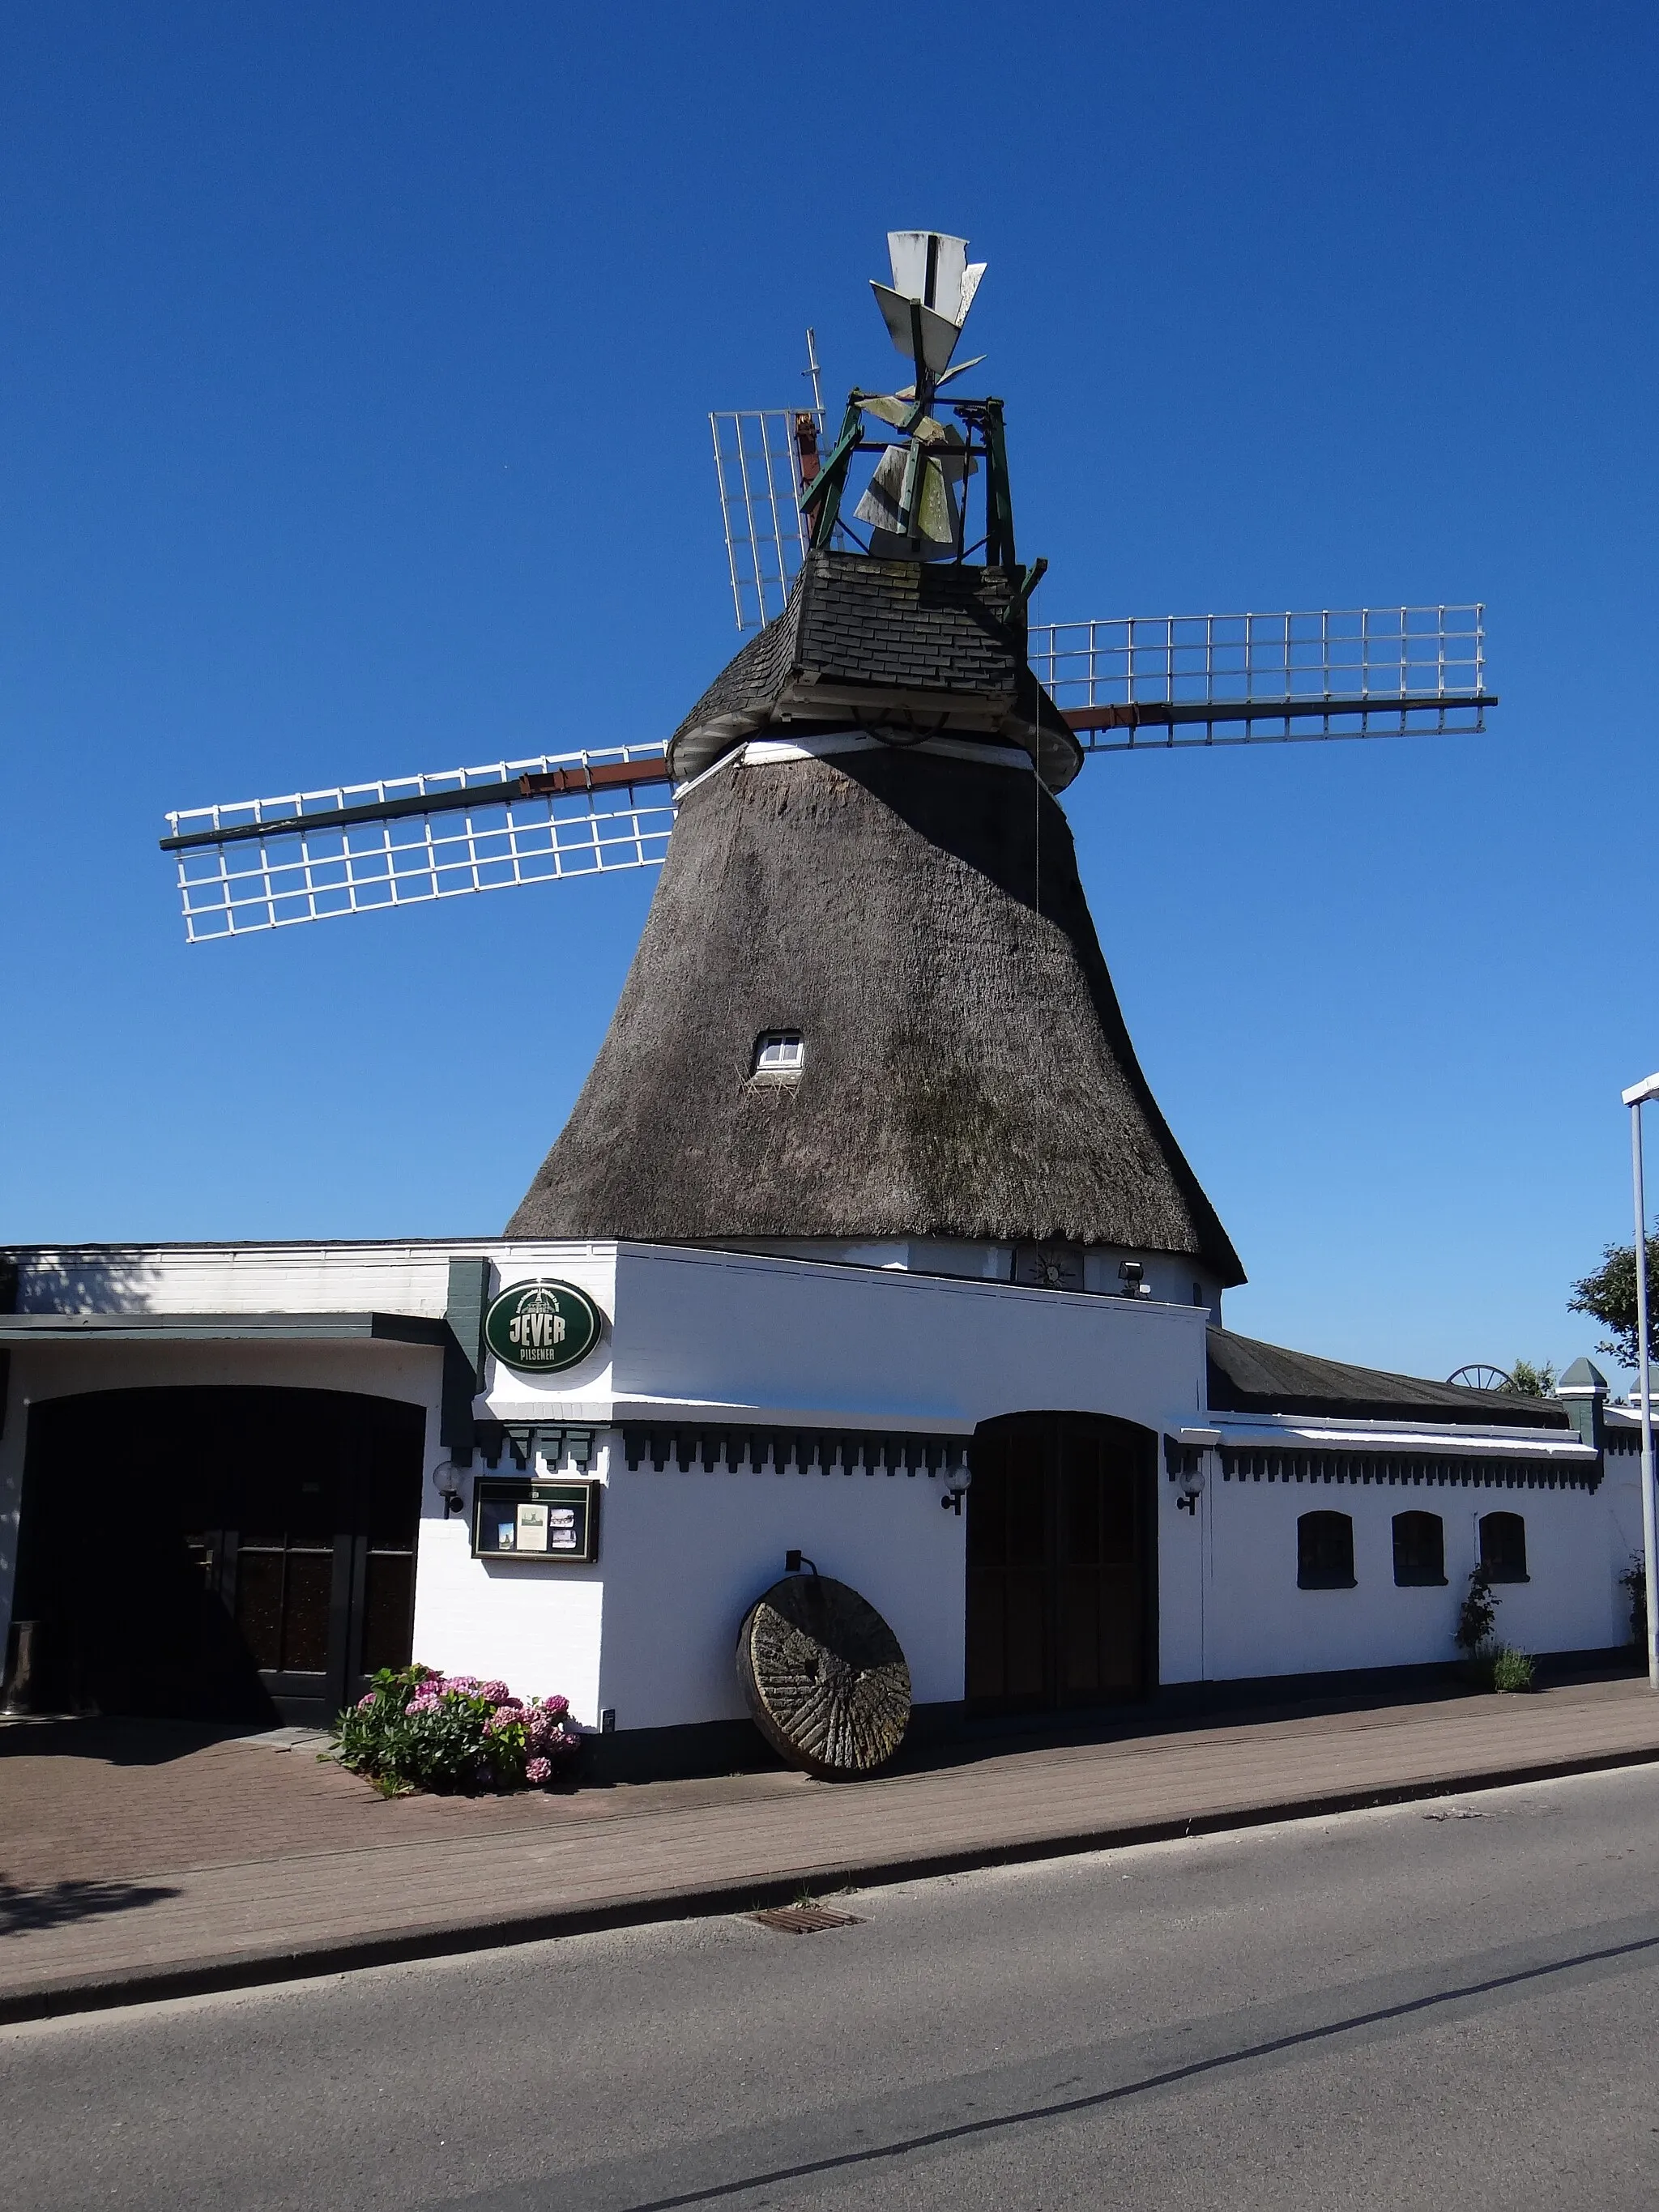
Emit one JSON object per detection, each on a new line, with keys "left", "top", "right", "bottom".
{"left": 753, "top": 1031, "right": 805, "bottom": 1081}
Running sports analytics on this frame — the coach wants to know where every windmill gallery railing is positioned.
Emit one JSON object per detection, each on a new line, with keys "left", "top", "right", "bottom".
{"left": 1029, "top": 605, "right": 1490, "bottom": 748}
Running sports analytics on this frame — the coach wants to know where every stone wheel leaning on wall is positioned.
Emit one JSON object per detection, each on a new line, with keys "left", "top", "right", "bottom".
{"left": 736, "top": 1573, "right": 911, "bottom": 1779}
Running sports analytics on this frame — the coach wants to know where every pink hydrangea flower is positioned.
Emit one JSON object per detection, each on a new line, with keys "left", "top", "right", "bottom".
{"left": 356, "top": 1691, "right": 377, "bottom": 1709}
{"left": 543, "top": 1695, "right": 569, "bottom": 1717}
{"left": 476, "top": 1681, "right": 511, "bottom": 1705}
{"left": 407, "top": 1694, "right": 440, "bottom": 1717}
{"left": 525, "top": 1756, "right": 552, "bottom": 1784}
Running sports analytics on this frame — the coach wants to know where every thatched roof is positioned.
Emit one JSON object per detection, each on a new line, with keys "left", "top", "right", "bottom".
{"left": 508, "top": 743, "right": 1243, "bottom": 1281}
{"left": 1207, "top": 1329, "right": 1572, "bottom": 1430}
{"left": 669, "top": 552, "right": 1081, "bottom": 792}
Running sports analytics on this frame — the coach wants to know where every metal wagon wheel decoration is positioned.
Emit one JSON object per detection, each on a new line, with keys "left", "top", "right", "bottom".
{"left": 1447, "top": 1364, "right": 1515, "bottom": 1392}
{"left": 736, "top": 1573, "right": 911, "bottom": 1780}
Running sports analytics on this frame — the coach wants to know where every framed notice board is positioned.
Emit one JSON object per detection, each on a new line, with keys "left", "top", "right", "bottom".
{"left": 471, "top": 1477, "right": 599, "bottom": 1565}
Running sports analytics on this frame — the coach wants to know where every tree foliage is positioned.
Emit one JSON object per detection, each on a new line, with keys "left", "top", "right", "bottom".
{"left": 1567, "top": 1231, "right": 1659, "bottom": 1372}
{"left": 1508, "top": 1358, "right": 1557, "bottom": 1398}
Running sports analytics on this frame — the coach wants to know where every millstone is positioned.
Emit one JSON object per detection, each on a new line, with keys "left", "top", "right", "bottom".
{"left": 736, "top": 1575, "right": 911, "bottom": 1779}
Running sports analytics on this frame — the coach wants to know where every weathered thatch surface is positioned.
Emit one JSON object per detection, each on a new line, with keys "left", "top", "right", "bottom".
{"left": 508, "top": 744, "right": 1243, "bottom": 1281}
{"left": 1207, "top": 1329, "right": 1572, "bottom": 1430}
{"left": 669, "top": 552, "right": 1081, "bottom": 791}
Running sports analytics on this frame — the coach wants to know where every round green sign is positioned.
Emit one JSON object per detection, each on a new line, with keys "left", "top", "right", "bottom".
{"left": 484, "top": 1278, "right": 604, "bottom": 1375}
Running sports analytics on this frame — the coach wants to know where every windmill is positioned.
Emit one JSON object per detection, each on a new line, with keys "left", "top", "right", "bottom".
{"left": 160, "top": 231, "right": 1495, "bottom": 1294}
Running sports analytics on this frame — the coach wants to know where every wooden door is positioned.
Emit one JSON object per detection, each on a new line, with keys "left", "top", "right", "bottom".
{"left": 220, "top": 1410, "right": 343, "bottom": 1717}
{"left": 965, "top": 1413, "right": 1153, "bottom": 1711}
{"left": 15, "top": 1387, "right": 424, "bottom": 1724}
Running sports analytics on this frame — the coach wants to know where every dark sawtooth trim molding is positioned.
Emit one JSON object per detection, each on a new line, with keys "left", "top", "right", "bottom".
{"left": 1219, "top": 1446, "right": 1601, "bottom": 1494}
{"left": 622, "top": 1423, "right": 972, "bottom": 1477}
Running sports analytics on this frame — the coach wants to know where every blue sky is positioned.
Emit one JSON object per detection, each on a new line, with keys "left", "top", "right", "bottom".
{"left": 2, "top": 2, "right": 1654, "bottom": 1384}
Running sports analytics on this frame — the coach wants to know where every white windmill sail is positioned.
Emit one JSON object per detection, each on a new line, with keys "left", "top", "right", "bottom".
{"left": 1030, "top": 605, "right": 1491, "bottom": 748}
{"left": 159, "top": 229, "right": 1499, "bottom": 946}
{"left": 709, "top": 331, "right": 827, "bottom": 630}
{"left": 163, "top": 742, "right": 672, "bottom": 941}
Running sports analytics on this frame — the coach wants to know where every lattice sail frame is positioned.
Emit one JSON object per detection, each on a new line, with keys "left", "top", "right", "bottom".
{"left": 165, "top": 744, "right": 672, "bottom": 942}
{"left": 710, "top": 408, "right": 824, "bottom": 629}
{"left": 161, "top": 612, "right": 1494, "bottom": 939}
{"left": 1030, "top": 605, "right": 1488, "bottom": 747}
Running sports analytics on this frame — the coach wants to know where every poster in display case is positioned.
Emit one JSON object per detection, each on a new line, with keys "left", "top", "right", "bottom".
{"left": 471, "top": 1477, "right": 598, "bottom": 1565}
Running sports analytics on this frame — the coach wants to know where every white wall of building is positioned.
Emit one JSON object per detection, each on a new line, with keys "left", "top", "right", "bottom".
{"left": 411, "top": 1497, "right": 605, "bottom": 1725}
{"left": 10, "top": 1242, "right": 457, "bottom": 1319}
{"left": 1192, "top": 1469, "right": 1627, "bottom": 1681}
{"left": 483, "top": 1240, "right": 1212, "bottom": 1433}
{"left": 406, "top": 1442, "right": 967, "bottom": 1734}
{"left": 1157, "top": 1479, "right": 1205, "bottom": 1683}
{"left": 596, "top": 1451, "right": 966, "bottom": 1729}
{"left": 2, "top": 1238, "right": 1639, "bottom": 1738}
{"left": 469, "top": 1243, "right": 1211, "bottom": 1731}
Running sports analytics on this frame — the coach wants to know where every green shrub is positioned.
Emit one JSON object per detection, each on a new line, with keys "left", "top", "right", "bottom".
{"left": 1491, "top": 1646, "right": 1536, "bottom": 1694}
{"left": 1455, "top": 1566, "right": 1498, "bottom": 1659}
{"left": 331, "top": 1664, "right": 582, "bottom": 1796}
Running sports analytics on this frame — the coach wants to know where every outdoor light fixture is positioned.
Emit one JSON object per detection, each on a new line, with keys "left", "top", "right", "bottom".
{"left": 431, "top": 1462, "right": 467, "bottom": 1518}
{"left": 1623, "top": 1073, "right": 1659, "bottom": 1690}
{"left": 1120, "top": 1259, "right": 1151, "bottom": 1298}
{"left": 1172, "top": 1430, "right": 1219, "bottom": 1515}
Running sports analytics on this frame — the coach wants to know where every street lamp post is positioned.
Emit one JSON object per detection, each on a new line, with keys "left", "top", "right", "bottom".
{"left": 1621, "top": 1072, "right": 1659, "bottom": 1690}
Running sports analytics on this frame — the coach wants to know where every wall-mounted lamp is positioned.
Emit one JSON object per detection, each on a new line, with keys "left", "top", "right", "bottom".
{"left": 940, "top": 1460, "right": 973, "bottom": 1515}
{"left": 431, "top": 1462, "right": 468, "bottom": 1519}
{"left": 1166, "top": 1429, "right": 1219, "bottom": 1515}
{"left": 1119, "top": 1259, "right": 1152, "bottom": 1299}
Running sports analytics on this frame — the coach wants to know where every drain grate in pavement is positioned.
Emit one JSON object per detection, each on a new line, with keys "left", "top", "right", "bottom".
{"left": 751, "top": 1904, "right": 864, "bottom": 1935}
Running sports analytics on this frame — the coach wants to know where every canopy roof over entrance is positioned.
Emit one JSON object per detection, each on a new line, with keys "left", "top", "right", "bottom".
{"left": 0, "top": 1312, "right": 450, "bottom": 1345}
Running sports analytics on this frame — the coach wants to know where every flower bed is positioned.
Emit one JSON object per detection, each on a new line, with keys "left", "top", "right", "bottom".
{"left": 331, "top": 1664, "right": 582, "bottom": 1796}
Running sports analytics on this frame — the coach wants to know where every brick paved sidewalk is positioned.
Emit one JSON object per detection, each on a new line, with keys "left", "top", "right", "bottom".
{"left": 4, "top": 1676, "right": 1658, "bottom": 2021}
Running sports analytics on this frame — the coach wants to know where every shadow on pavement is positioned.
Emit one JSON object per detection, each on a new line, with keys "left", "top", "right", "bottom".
{"left": 0, "top": 1874, "right": 181, "bottom": 1937}
{"left": 0, "top": 1717, "right": 271, "bottom": 1768}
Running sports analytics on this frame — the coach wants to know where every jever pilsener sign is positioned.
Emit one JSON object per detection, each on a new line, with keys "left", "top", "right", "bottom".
{"left": 483, "top": 1279, "right": 603, "bottom": 1375}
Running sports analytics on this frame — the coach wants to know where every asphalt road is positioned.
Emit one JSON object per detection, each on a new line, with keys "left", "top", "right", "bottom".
{"left": 7, "top": 1763, "right": 1659, "bottom": 2210}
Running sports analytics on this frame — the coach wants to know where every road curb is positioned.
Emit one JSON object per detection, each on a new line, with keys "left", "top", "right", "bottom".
{"left": 5, "top": 1740, "right": 1658, "bottom": 2026}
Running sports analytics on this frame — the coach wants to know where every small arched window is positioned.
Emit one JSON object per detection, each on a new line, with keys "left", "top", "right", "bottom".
{"left": 1298, "top": 1510, "right": 1355, "bottom": 1589}
{"left": 1480, "top": 1511, "right": 1529, "bottom": 1583}
{"left": 1392, "top": 1510, "right": 1446, "bottom": 1587}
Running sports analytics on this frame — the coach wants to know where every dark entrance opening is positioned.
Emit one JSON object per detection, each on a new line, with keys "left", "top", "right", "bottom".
{"left": 965, "top": 1411, "right": 1156, "bottom": 1712}
{"left": 14, "top": 1387, "right": 425, "bottom": 1725}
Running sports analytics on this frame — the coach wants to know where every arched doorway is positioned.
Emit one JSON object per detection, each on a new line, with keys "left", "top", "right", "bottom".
{"left": 965, "top": 1411, "right": 1156, "bottom": 1712}
{"left": 12, "top": 1387, "right": 426, "bottom": 1724}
